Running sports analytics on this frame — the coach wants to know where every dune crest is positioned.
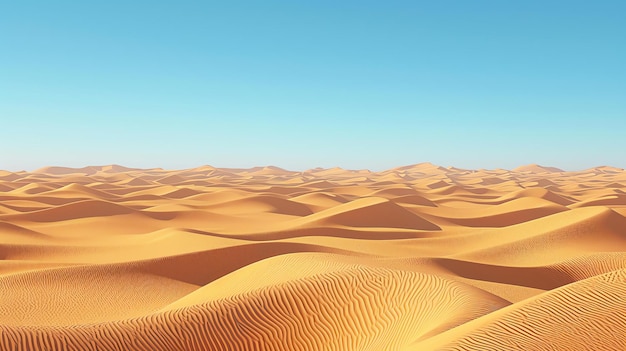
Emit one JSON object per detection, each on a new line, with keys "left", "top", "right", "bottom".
{"left": 1, "top": 163, "right": 624, "bottom": 350}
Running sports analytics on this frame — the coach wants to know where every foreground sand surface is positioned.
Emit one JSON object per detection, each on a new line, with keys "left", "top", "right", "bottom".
{"left": 1, "top": 163, "right": 625, "bottom": 350}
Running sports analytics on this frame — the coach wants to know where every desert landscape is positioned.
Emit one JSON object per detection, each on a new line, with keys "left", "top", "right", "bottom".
{"left": 0, "top": 163, "right": 624, "bottom": 350}
{"left": 3, "top": 0, "right": 624, "bottom": 349}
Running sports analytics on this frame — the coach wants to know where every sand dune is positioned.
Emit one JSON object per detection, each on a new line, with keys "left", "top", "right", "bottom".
{"left": 0, "top": 163, "right": 624, "bottom": 350}
{"left": 416, "top": 269, "right": 626, "bottom": 351}
{"left": 292, "top": 197, "right": 440, "bottom": 230}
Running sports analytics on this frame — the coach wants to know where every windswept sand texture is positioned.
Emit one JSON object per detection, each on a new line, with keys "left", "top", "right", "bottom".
{"left": 0, "top": 163, "right": 625, "bottom": 350}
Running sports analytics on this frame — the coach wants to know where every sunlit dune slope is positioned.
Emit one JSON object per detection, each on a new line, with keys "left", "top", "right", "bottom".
{"left": 0, "top": 163, "right": 625, "bottom": 350}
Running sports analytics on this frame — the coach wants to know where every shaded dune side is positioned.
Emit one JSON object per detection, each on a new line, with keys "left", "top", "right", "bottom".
{"left": 570, "top": 193, "right": 626, "bottom": 208}
{"left": 0, "top": 195, "right": 85, "bottom": 206}
{"left": 130, "top": 242, "right": 352, "bottom": 286}
{"left": 418, "top": 197, "right": 569, "bottom": 228}
{"left": 294, "top": 197, "right": 440, "bottom": 230}
{"left": 0, "top": 268, "right": 508, "bottom": 351}
{"left": 41, "top": 183, "right": 120, "bottom": 200}
{"left": 0, "top": 200, "right": 135, "bottom": 222}
{"left": 0, "top": 222, "right": 48, "bottom": 240}
{"left": 0, "top": 201, "right": 53, "bottom": 213}
{"left": 182, "top": 226, "right": 437, "bottom": 241}
{"left": 0, "top": 199, "right": 184, "bottom": 222}
{"left": 434, "top": 188, "right": 574, "bottom": 206}
{"left": 431, "top": 258, "right": 574, "bottom": 290}
{"left": 432, "top": 206, "right": 566, "bottom": 227}
{"left": 390, "top": 194, "right": 436, "bottom": 206}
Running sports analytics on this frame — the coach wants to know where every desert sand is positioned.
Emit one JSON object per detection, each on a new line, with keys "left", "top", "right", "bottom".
{"left": 0, "top": 163, "right": 624, "bottom": 350}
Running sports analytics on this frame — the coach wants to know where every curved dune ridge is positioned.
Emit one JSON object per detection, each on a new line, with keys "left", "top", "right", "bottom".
{"left": 0, "top": 163, "right": 625, "bottom": 350}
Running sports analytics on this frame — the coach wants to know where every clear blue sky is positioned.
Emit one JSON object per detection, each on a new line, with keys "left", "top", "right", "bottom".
{"left": 1, "top": 1, "right": 625, "bottom": 171}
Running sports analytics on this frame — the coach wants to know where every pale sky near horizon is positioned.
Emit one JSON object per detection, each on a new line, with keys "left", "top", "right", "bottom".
{"left": 1, "top": 1, "right": 625, "bottom": 172}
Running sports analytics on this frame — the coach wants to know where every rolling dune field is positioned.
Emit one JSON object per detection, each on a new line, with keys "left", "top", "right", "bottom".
{"left": 0, "top": 163, "right": 625, "bottom": 350}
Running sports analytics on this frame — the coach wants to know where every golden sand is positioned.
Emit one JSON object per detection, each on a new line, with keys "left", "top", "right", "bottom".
{"left": 1, "top": 163, "right": 624, "bottom": 350}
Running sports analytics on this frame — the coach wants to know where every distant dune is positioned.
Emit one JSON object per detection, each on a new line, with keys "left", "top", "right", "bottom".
{"left": 0, "top": 163, "right": 624, "bottom": 350}
{"left": 512, "top": 164, "right": 565, "bottom": 173}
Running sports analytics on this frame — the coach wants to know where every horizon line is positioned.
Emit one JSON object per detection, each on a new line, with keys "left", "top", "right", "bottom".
{"left": 2, "top": 162, "right": 624, "bottom": 175}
